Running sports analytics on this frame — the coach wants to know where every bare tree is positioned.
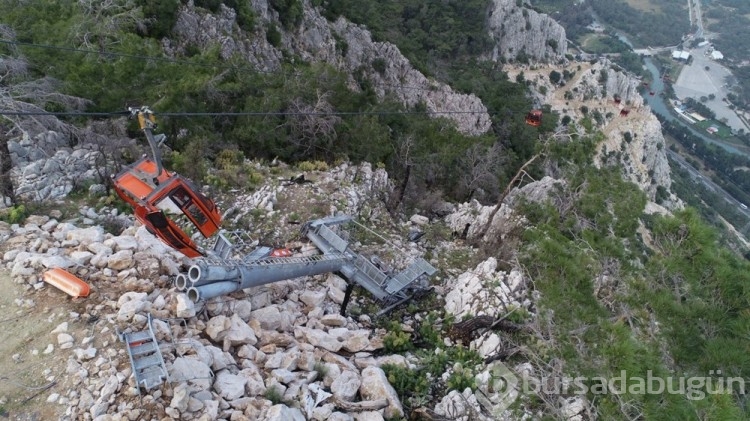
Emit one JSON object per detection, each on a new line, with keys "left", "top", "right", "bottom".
{"left": 284, "top": 91, "right": 341, "bottom": 158}
{"left": 78, "top": 118, "right": 135, "bottom": 194}
{"left": 474, "top": 152, "right": 541, "bottom": 242}
{"left": 456, "top": 142, "right": 505, "bottom": 202}
{"left": 387, "top": 134, "right": 415, "bottom": 213}
{"left": 74, "top": 0, "right": 142, "bottom": 49}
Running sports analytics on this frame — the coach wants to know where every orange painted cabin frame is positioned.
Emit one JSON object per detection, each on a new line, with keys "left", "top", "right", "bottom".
{"left": 525, "top": 109, "right": 543, "bottom": 127}
{"left": 113, "top": 157, "right": 222, "bottom": 258}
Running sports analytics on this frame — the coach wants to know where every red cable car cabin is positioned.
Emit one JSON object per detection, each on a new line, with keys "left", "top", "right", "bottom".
{"left": 113, "top": 157, "right": 222, "bottom": 258}
{"left": 525, "top": 109, "right": 543, "bottom": 127}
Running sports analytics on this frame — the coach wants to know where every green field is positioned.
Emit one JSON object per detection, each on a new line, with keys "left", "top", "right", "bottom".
{"left": 695, "top": 119, "right": 733, "bottom": 138}
{"left": 623, "top": 0, "right": 662, "bottom": 14}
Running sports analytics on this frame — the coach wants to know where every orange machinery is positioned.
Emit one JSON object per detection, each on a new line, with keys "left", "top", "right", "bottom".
{"left": 525, "top": 109, "right": 543, "bottom": 127}
{"left": 113, "top": 107, "right": 221, "bottom": 257}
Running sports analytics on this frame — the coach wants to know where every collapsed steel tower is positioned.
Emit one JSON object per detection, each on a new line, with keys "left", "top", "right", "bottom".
{"left": 174, "top": 216, "right": 436, "bottom": 315}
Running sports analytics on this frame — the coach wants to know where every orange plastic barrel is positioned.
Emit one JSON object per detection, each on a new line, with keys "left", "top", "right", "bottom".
{"left": 43, "top": 268, "right": 90, "bottom": 298}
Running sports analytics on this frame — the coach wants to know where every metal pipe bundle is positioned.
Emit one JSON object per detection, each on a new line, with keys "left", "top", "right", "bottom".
{"left": 188, "top": 261, "right": 241, "bottom": 286}
{"left": 174, "top": 274, "right": 189, "bottom": 291}
{"left": 183, "top": 256, "right": 348, "bottom": 302}
{"left": 187, "top": 280, "right": 241, "bottom": 302}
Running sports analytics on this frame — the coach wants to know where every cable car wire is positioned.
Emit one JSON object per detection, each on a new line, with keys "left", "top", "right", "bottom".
{"left": 0, "top": 109, "right": 489, "bottom": 117}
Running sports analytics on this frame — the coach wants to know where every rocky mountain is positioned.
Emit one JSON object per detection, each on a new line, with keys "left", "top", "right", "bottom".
{"left": 488, "top": 0, "right": 568, "bottom": 63}
{"left": 506, "top": 59, "right": 676, "bottom": 204}
{"left": 0, "top": 160, "right": 569, "bottom": 421}
{"left": 5, "top": 0, "right": 664, "bottom": 207}
{"left": 168, "top": 1, "right": 492, "bottom": 135}
{"left": 5, "top": 0, "right": 732, "bottom": 420}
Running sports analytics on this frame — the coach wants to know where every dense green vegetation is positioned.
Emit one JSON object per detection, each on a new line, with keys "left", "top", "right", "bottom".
{"left": 668, "top": 154, "right": 750, "bottom": 244}
{"left": 0, "top": 0, "right": 555, "bottom": 209}
{"left": 322, "top": 0, "right": 493, "bottom": 76}
{"left": 531, "top": 0, "right": 593, "bottom": 40}
{"left": 515, "top": 137, "right": 750, "bottom": 419}
{"left": 4, "top": 2, "right": 750, "bottom": 419}
{"left": 705, "top": 0, "right": 750, "bottom": 63}
{"left": 581, "top": 34, "right": 647, "bottom": 78}
{"left": 589, "top": 0, "right": 690, "bottom": 47}
{"left": 319, "top": 0, "right": 559, "bottom": 189}
{"left": 683, "top": 97, "right": 717, "bottom": 121}
{"left": 534, "top": 0, "right": 690, "bottom": 49}
{"left": 660, "top": 117, "right": 750, "bottom": 208}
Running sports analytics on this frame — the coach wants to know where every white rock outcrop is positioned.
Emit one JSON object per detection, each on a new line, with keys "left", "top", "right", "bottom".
{"left": 488, "top": 0, "right": 567, "bottom": 63}
{"left": 169, "top": 2, "right": 491, "bottom": 135}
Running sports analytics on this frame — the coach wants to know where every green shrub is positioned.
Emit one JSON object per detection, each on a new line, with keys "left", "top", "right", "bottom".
{"left": 224, "top": 0, "right": 256, "bottom": 31}
{"left": 136, "top": 0, "right": 180, "bottom": 38}
{"left": 269, "top": 0, "right": 303, "bottom": 28}
{"left": 382, "top": 363, "right": 430, "bottom": 399}
{"left": 297, "top": 160, "right": 329, "bottom": 171}
{"left": 215, "top": 149, "right": 245, "bottom": 170}
{"left": 1, "top": 205, "right": 27, "bottom": 224}
{"left": 372, "top": 58, "right": 387, "bottom": 75}
{"left": 313, "top": 362, "right": 329, "bottom": 379}
{"left": 549, "top": 70, "right": 562, "bottom": 84}
{"left": 383, "top": 322, "right": 414, "bottom": 353}
{"left": 264, "top": 386, "right": 284, "bottom": 404}
{"left": 446, "top": 363, "right": 476, "bottom": 392}
{"left": 168, "top": 138, "right": 209, "bottom": 182}
{"left": 266, "top": 25, "right": 282, "bottom": 47}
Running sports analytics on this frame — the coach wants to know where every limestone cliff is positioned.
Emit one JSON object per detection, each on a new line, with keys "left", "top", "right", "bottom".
{"left": 488, "top": 0, "right": 568, "bottom": 63}
{"left": 168, "top": 1, "right": 491, "bottom": 135}
{"left": 506, "top": 59, "right": 675, "bottom": 203}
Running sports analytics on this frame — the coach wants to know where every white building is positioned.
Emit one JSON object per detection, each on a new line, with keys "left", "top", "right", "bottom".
{"left": 711, "top": 51, "right": 724, "bottom": 60}
{"left": 672, "top": 50, "right": 691, "bottom": 62}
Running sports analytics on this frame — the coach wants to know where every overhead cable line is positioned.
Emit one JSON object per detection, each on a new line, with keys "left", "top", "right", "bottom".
{"left": 0, "top": 111, "right": 128, "bottom": 117}
{"left": 0, "top": 110, "right": 489, "bottom": 117}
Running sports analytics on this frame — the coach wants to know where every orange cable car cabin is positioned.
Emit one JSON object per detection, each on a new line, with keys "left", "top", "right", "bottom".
{"left": 525, "top": 109, "right": 543, "bottom": 127}
{"left": 114, "top": 107, "right": 222, "bottom": 258}
{"left": 113, "top": 157, "right": 222, "bottom": 258}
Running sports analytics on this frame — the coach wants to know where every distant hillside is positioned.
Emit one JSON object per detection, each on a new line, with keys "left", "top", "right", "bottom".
{"left": 533, "top": 0, "right": 690, "bottom": 47}
{"left": 704, "top": 0, "right": 750, "bottom": 109}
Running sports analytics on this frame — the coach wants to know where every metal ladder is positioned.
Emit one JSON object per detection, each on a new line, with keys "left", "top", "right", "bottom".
{"left": 121, "top": 314, "right": 169, "bottom": 393}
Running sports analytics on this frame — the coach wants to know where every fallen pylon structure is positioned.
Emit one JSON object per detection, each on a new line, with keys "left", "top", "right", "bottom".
{"left": 184, "top": 253, "right": 348, "bottom": 302}
{"left": 175, "top": 216, "right": 436, "bottom": 315}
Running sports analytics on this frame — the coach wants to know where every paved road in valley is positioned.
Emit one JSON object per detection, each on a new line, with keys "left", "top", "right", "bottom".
{"left": 668, "top": 150, "right": 750, "bottom": 215}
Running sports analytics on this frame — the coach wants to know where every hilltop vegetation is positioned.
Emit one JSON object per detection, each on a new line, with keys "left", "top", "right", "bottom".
{"left": 322, "top": 0, "right": 494, "bottom": 76}
{"left": 705, "top": 0, "right": 750, "bottom": 63}
{"left": 533, "top": 0, "right": 690, "bottom": 48}
{"left": 0, "top": 0, "right": 554, "bottom": 210}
